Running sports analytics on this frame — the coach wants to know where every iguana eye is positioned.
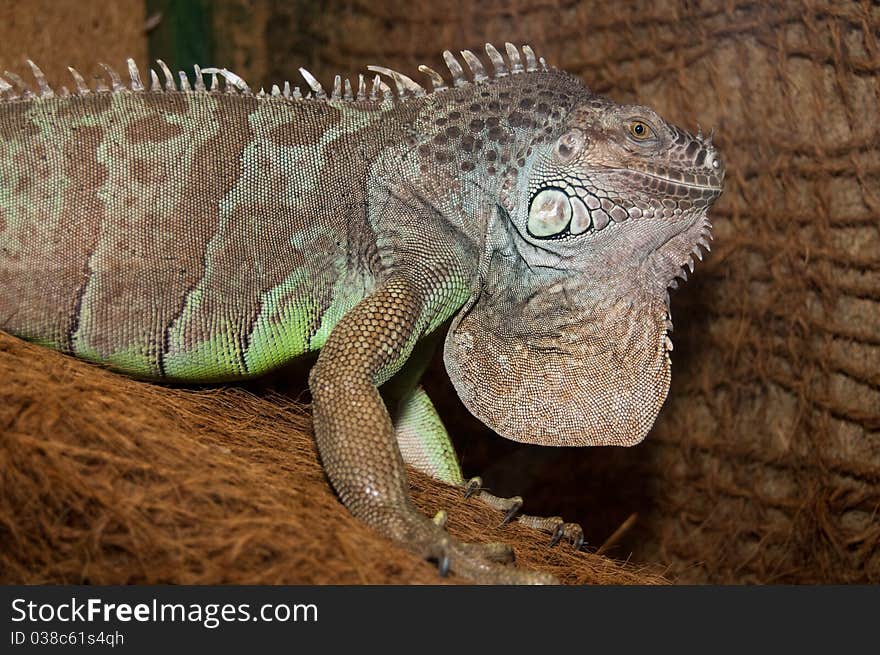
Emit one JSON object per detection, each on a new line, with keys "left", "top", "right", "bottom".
{"left": 629, "top": 120, "right": 653, "bottom": 140}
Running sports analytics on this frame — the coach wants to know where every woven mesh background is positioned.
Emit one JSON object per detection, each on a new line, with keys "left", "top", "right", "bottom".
{"left": 0, "top": 0, "right": 146, "bottom": 90}
{"left": 228, "top": 0, "right": 878, "bottom": 583}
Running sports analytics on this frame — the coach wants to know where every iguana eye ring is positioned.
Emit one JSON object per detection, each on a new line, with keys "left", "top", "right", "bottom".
{"left": 629, "top": 120, "right": 653, "bottom": 140}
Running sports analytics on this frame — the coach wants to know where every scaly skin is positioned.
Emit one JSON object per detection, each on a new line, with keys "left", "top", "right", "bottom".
{"left": 0, "top": 44, "right": 723, "bottom": 583}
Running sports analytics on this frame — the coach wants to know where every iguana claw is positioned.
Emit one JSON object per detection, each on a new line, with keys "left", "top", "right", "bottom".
{"left": 463, "top": 476, "right": 482, "bottom": 499}
{"left": 521, "top": 515, "right": 585, "bottom": 551}
{"left": 500, "top": 500, "right": 524, "bottom": 526}
{"left": 464, "top": 476, "right": 527, "bottom": 526}
{"left": 557, "top": 523, "right": 585, "bottom": 551}
{"left": 438, "top": 554, "right": 451, "bottom": 577}
{"left": 432, "top": 509, "right": 448, "bottom": 529}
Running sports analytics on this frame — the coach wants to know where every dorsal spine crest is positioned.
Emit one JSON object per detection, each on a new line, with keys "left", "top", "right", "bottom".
{"left": 0, "top": 42, "right": 549, "bottom": 105}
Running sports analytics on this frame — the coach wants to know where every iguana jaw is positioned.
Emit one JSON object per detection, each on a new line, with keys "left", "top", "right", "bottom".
{"left": 653, "top": 211, "right": 715, "bottom": 294}
{"left": 443, "top": 202, "right": 719, "bottom": 448}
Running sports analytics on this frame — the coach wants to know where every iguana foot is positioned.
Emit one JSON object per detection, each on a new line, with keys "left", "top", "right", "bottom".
{"left": 465, "top": 477, "right": 524, "bottom": 523}
{"left": 431, "top": 509, "right": 513, "bottom": 563}
{"left": 392, "top": 507, "right": 555, "bottom": 584}
{"left": 463, "top": 477, "right": 585, "bottom": 550}
{"left": 518, "top": 514, "right": 585, "bottom": 551}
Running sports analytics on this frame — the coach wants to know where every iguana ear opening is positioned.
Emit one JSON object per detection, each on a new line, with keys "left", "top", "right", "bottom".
{"left": 443, "top": 279, "right": 672, "bottom": 447}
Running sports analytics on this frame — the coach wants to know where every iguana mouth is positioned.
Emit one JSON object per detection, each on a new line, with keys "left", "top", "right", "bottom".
{"left": 637, "top": 170, "right": 723, "bottom": 192}
{"left": 614, "top": 166, "right": 725, "bottom": 194}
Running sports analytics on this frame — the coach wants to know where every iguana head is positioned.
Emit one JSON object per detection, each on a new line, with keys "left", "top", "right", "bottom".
{"left": 445, "top": 92, "right": 724, "bottom": 447}
{"left": 523, "top": 100, "right": 723, "bottom": 266}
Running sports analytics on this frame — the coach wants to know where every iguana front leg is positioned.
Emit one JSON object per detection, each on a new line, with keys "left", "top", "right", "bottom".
{"left": 309, "top": 276, "right": 553, "bottom": 583}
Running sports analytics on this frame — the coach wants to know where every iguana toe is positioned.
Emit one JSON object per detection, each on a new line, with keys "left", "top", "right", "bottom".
{"left": 464, "top": 484, "right": 525, "bottom": 523}
{"left": 463, "top": 476, "right": 483, "bottom": 499}
{"left": 439, "top": 539, "right": 556, "bottom": 584}
{"left": 470, "top": 541, "right": 516, "bottom": 564}
{"left": 463, "top": 482, "right": 585, "bottom": 550}
{"left": 520, "top": 515, "right": 585, "bottom": 551}
{"left": 400, "top": 510, "right": 554, "bottom": 583}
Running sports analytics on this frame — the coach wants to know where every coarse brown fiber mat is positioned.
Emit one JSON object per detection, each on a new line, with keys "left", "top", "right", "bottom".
{"left": 1, "top": 0, "right": 878, "bottom": 583}
{"left": 0, "top": 332, "right": 664, "bottom": 584}
{"left": 0, "top": 0, "right": 147, "bottom": 89}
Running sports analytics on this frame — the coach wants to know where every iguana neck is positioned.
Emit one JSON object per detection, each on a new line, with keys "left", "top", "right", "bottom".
{"left": 381, "top": 70, "right": 588, "bottom": 241}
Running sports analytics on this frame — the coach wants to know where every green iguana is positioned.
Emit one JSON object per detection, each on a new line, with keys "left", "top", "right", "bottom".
{"left": 0, "top": 43, "right": 723, "bottom": 583}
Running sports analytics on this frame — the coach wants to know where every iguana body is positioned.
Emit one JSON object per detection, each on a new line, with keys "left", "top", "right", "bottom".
{"left": 0, "top": 44, "right": 723, "bottom": 583}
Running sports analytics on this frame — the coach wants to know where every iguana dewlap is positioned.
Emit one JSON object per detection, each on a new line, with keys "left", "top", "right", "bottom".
{"left": 0, "top": 43, "right": 723, "bottom": 583}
